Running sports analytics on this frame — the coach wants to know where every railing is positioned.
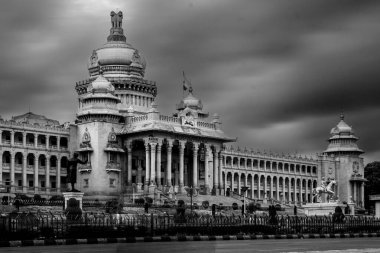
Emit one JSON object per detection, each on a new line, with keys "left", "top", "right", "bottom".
{"left": 1, "top": 213, "right": 379, "bottom": 241}
{"left": 130, "top": 114, "right": 148, "bottom": 123}
{"left": 0, "top": 120, "right": 70, "bottom": 133}
{"left": 105, "top": 162, "right": 121, "bottom": 173}
{"left": 159, "top": 115, "right": 179, "bottom": 123}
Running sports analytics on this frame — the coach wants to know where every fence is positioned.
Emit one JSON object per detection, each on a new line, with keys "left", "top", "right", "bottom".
{"left": 1, "top": 212, "right": 380, "bottom": 241}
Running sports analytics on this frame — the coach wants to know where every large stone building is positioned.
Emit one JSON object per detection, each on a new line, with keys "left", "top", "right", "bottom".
{"left": 0, "top": 11, "right": 366, "bottom": 207}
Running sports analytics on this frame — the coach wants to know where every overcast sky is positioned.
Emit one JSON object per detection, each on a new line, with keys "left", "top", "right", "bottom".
{"left": 0, "top": 0, "right": 379, "bottom": 164}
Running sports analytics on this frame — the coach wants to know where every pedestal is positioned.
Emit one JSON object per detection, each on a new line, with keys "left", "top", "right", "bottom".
{"left": 369, "top": 195, "right": 380, "bottom": 218}
{"left": 63, "top": 192, "right": 84, "bottom": 210}
{"left": 303, "top": 202, "right": 345, "bottom": 216}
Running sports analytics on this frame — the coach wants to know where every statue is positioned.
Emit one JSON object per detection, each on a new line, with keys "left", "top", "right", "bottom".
{"left": 110, "top": 11, "right": 123, "bottom": 28}
{"left": 312, "top": 178, "right": 336, "bottom": 203}
{"left": 67, "top": 152, "right": 88, "bottom": 192}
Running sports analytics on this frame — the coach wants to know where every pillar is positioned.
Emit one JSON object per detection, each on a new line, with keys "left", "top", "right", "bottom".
{"left": 10, "top": 131, "right": 14, "bottom": 146}
{"left": 258, "top": 175, "right": 261, "bottom": 199}
{"left": 57, "top": 136, "right": 60, "bottom": 150}
{"left": 218, "top": 150, "right": 223, "bottom": 194}
{"left": 167, "top": 140, "right": 173, "bottom": 187}
{"left": 353, "top": 182, "right": 357, "bottom": 203}
{"left": 150, "top": 143, "right": 157, "bottom": 185}
{"left": 276, "top": 178, "right": 280, "bottom": 201}
{"left": 127, "top": 142, "right": 132, "bottom": 185}
{"left": 137, "top": 160, "right": 142, "bottom": 185}
{"left": 57, "top": 157, "right": 61, "bottom": 193}
{"left": 156, "top": 142, "right": 162, "bottom": 187}
{"left": 144, "top": 142, "right": 150, "bottom": 190}
{"left": 179, "top": 141, "right": 185, "bottom": 193}
{"left": 34, "top": 134, "right": 38, "bottom": 148}
{"left": 0, "top": 130, "right": 2, "bottom": 145}
{"left": 46, "top": 156, "right": 50, "bottom": 194}
{"left": 192, "top": 142, "right": 199, "bottom": 187}
{"left": 264, "top": 176, "right": 267, "bottom": 200}
{"left": 251, "top": 176, "right": 254, "bottom": 199}
{"left": 22, "top": 132, "right": 26, "bottom": 147}
{"left": 293, "top": 179, "right": 297, "bottom": 204}
{"left": 34, "top": 155, "right": 38, "bottom": 193}
{"left": 46, "top": 135, "right": 49, "bottom": 149}
{"left": 213, "top": 147, "right": 218, "bottom": 192}
{"left": 361, "top": 182, "right": 365, "bottom": 207}
{"left": 0, "top": 151, "right": 2, "bottom": 184}
{"left": 237, "top": 174, "right": 241, "bottom": 194}
{"left": 22, "top": 154, "right": 27, "bottom": 193}
{"left": 10, "top": 152, "right": 15, "bottom": 192}
{"left": 204, "top": 144, "right": 210, "bottom": 194}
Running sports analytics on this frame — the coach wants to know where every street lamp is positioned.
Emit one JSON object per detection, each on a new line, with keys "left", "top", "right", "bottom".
{"left": 241, "top": 186, "right": 249, "bottom": 215}
{"left": 185, "top": 186, "right": 199, "bottom": 213}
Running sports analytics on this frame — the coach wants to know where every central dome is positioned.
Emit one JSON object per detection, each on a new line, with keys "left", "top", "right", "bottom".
{"left": 87, "top": 11, "right": 146, "bottom": 78}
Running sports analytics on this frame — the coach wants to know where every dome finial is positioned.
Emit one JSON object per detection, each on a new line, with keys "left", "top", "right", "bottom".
{"left": 182, "top": 71, "right": 193, "bottom": 94}
{"left": 340, "top": 113, "right": 344, "bottom": 121}
{"left": 108, "top": 11, "right": 126, "bottom": 42}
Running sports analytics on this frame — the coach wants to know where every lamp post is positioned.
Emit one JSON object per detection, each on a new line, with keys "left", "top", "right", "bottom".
{"left": 241, "top": 186, "right": 249, "bottom": 215}
{"left": 186, "top": 186, "right": 199, "bottom": 213}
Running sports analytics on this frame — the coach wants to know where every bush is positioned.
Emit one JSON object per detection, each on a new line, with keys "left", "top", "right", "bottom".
{"left": 202, "top": 200, "right": 209, "bottom": 209}
{"left": 145, "top": 197, "right": 153, "bottom": 205}
{"left": 177, "top": 199, "right": 185, "bottom": 207}
{"left": 33, "top": 194, "right": 42, "bottom": 201}
{"left": 135, "top": 198, "right": 145, "bottom": 205}
{"left": 105, "top": 199, "right": 121, "bottom": 214}
{"left": 232, "top": 203, "right": 238, "bottom": 210}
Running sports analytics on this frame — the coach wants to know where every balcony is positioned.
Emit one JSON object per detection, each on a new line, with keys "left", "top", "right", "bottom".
{"left": 14, "top": 142, "right": 23, "bottom": 146}
{"left": 27, "top": 165, "right": 34, "bottom": 173}
{"left": 50, "top": 145, "right": 58, "bottom": 150}
{"left": 106, "top": 162, "right": 121, "bottom": 173}
{"left": 2, "top": 140, "right": 11, "bottom": 145}
{"left": 78, "top": 163, "right": 92, "bottom": 173}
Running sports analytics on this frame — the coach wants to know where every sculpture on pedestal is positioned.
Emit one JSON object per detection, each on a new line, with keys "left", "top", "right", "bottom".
{"left": 67, "top": 152, "right": 88, "bottom": 192}
{"left": 312, "top": 177, "right": 336, "bottom": 203}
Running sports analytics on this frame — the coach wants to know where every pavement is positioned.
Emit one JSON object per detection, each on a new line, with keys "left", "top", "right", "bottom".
{"left": 1, "top": 232, "right": 380, "bottom": 248}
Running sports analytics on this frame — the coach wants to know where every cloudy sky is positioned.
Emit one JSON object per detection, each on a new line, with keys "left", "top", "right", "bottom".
{"left": 0, "top": 0, "right": 379, "bottom": 163}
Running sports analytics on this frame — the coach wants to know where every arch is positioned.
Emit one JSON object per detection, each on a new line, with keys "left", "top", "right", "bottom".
{"left": 290, "top": 164, "right": 295, "bottom": 173}
{"left": 307, "top": 166, "right": 311, "bottom": 174}
{"left": 26, "top": 133, "right": 35, "bottom": 146}
{"left": 2, "top": 151, "right": 11, "bottom": 166}
{"left": 265, "top": 161, "right": 271, "bottom": 170}
{"left": 38, "top": 154, "right": 46, "bottom": 167}
{"left": 313, "top": 180, "right": 318, "bottom": 188}
{"left": 278, "top": 162, "right": 283, "bottom": 171}
{"left": 312, "top": 166, "right": 317, "bottom": 174}
{"left": 233, "top": 157, "right": 239, "bottom": 167}
{"left": 50, "top": 155, "right": 58, "bottom": 168}
{"left": 247, "top": 159, "right": 252, "bottom": 168}
{"left": 27, "top": 153, "right": 35, "bottom": 167}
{"left": 49, "top": 136, "right": 58, "bottom": 148}
{"left": 284, "top": 163, "right": 289, "bottom": 172}
{"left": 259, "top": 160, "right": 264, "bottom": 169}
{"left": 37, "top": 135, "right": 46, "bottom": 147}
{"left": 226, "top": 156, "right": 232, "bottom": 166}
{"left": 241, "top": 173, "right": 246, "bottom": 187}
{"left": 233, "top": 172, "right": 239, "bottom": 192}
{"left": 240, "top": 158, "right": 245, "bottom": 168}
{"left": 295, "top": 164, "right": 300, "bottom": 173}
{"left": 15, "top": 152, "right": 23, "bottom": 167}
{"left": 272, "top": 162, "right": 277, "bottom": 171}
{"left": 253, "top": 159, "right": 258, "bottom": 169}
{"left": 301, "top": 165, "right": 306, "bottom": 174}
{"left": 1, "top": 130, "right": 11, "bottom": 144}
{"left": 14, "top": 132, "right": 23, "bottom": 145}
{"left": 60, "top": 137, "right": 68, "bottom": 149}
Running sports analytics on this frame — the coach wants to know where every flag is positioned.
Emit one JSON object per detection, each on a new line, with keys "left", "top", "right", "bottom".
{"left": 182, "top": 71, "right": 192, "bottom": 91}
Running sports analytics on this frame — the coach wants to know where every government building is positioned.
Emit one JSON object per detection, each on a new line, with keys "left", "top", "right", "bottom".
{"left": 0, "top": 11, "right": 366, "bottom": 208}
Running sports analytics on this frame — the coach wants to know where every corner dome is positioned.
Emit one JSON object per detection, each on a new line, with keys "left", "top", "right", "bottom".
{"left": 330, "top": 114, "right": 353, "bottom": 135}
{"left": 87, "top": 74, "right": 114, "bottom": 93}
{"left": 178, "top": 92, "right": 203, "bottom": 111}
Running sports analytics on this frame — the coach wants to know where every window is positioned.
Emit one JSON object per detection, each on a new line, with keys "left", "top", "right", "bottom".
{"left": 109, "top": 153, "right": 117, "bottom": 163}
{"left": 18, "top": 180, "right": 22, "bottom": 186}
{"left": 109, "top": 178, "right": 115, "bottom": 187}
{"left": 41, "top": 181, "right": 46, "bottom": 188}
{"left": 29, "top": 181, "right": 34, "bottom": 187}
{"left": 51, "top": 182, "right": 56, "bottom": 189}
{"left": 83, "top": 179, "right": 89, "bottom": 188}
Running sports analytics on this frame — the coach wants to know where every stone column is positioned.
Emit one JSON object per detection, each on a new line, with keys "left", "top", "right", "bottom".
{"left": 270, "top": 176, "right": 273, "bottom": 199}
{"left": 237, "top": 174, "right": 241, "bottom": 194}
{"left": 46, "top": 135, "right": 49, "bottom": 149}
{"left": 213, "top": 147, "right": 218, "bottom": 193}
{"left": 361, "top": 182, "right": 365, "bottom": 207}
{"left": 204, "top": 144, "right": 210, "bottom": 194}
{"left": 34, "top": 134, "right": 38, "bottom": 148}
{"left": 22, "top": 154, "right": 27, "bottom": 193}
{"left": 0, "top": 152, "right": 2, "bottom": 184}
{"left": 22, "top": 132, "right": 26, "bottom": 147}
{"left": 218, "top": 150, "right": 223, "bottom": 194}
{"left": 0, "top": 130, "right": 2, "bottom": 145}
{"left": 34, "top": 155, "right": 38, "bottom": 193}
{"left": 10, "top": 131, "right": 14, "bottom": 146}
{"left": 276, "top": 178, "right": 280, "bottom": 201}
{"left": 57, "top": 156, "right": 61, "bottom": 193}
{"left": 144, "top": 142, "right": 150, "bottom": 190}
{"left": 57, "top": 136, "right": 60, "bottom": 150}
{"left": 251, "top": 176, "right": 254, "bottom": 199}
{"left": 150, "top": 143, "right": 157, "bottom": 186}
{"left": 264, "top": 176, "right": 267, "bottom": 200}
{"left": 192, "top": 142, "right": 199, "bottom": 187}
{"left": 179, "top": 141, "right": 185, "bottom": 193}
{"left": 353, "top": 182, "right": 357, "bottom": 203}
{"left": 137, "top": 160, "right": 142, "bottom": 190}
{"left": 300, "top": 180, "right": 303, "bottom": 203}
{"left": 46, "top": 156, "right": 50, "bottom": 194}
{"left": 10, "top": 152, "right": 15, "bottom": 192}
{"left": 156, "top": 142, "right": 162, "bottom": 187}
{"left": 257, "top": 175, "right": 261, "bottom": 199}
{"left": 293, "top": 179, "right": 297, "bottom": 204}
{"left": 166, "top": 140, "right": 173, "bottom": 187}
{"left": 127, "top": 142, "right": 132, "bottom": 186}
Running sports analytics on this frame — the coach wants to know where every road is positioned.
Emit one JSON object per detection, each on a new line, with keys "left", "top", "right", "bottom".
{"left": 1, "top": 238, "right": 380, "bottom": 253}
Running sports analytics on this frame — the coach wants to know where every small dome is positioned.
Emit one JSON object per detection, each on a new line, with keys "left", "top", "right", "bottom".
{"left": 330, "top": 115, "right": 354, "bottom": 135}
{"left": 178, "top": 92, "right": 203, "bottom": 111}
{"left": 87, "top": 75, "right": 114, "bottom": 93}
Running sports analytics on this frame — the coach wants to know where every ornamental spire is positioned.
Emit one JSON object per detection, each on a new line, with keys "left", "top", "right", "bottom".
{"left": 107, "top": 11, "right": 126, "bottom": 42}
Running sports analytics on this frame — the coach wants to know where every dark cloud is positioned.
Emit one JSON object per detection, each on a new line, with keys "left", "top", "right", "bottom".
{"left": 1, "top": 0, "right": 380, "bottom": 163}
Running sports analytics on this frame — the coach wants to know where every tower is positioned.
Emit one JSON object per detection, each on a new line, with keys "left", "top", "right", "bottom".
{"left": 321, "top": 114, "right": 365, "bottom": 207}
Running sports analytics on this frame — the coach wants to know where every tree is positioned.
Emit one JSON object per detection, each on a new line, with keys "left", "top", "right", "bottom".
{"left": 364, "top": 161, "right": 380, "bottom": 211}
